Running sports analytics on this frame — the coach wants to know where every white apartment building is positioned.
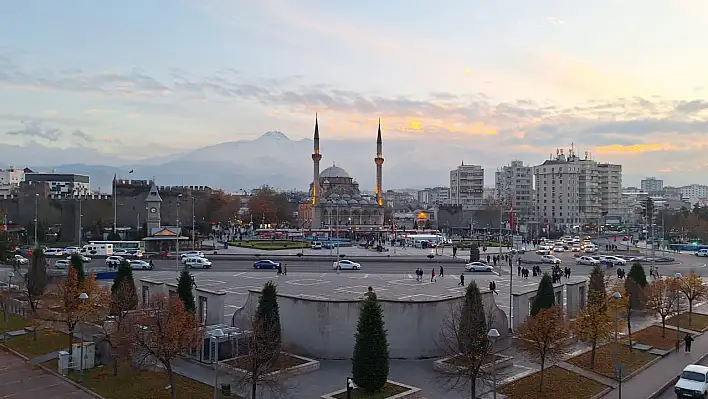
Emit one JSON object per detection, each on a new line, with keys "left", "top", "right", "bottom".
{"left": 417, "top": 187, "right": 450, "bottom": 205}
{"left": 495, "top": 160, "right": 534, "bottom": 215}
{"left": 533, "top": 152, "right": 581, "bottom": 232}
{"left": 598, "top": 163, "right": 623, "bottom": 220}
{"left": 641, "top": 177, "right": 663, "bottom": 193}
{"left": 24, "top": 172, "right": 91, "bottom": 196}
{"left": 680, "top": 184, "right": 708, "bottom": 205}
{"left": 450, "top": 163, "right": 484, "bottom": 210}
{"left": 0, "top": 168, "right": 25, "bottom": 195}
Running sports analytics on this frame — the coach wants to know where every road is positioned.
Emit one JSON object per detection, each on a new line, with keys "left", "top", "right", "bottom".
{"left": 654, "top": 356, "right": 708, "bottom": 399}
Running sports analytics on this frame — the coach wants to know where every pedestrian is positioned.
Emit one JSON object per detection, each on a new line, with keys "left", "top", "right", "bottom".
{"left": 284, "top": 263, "right": 287, "bottom": 275}
{"left": 517, "top": 265, "right": 522, "bottom": 276}
{"left": 487, "top": 255, "right": 491, "bottom": 263}
{"left": 685, "top": 333, "right": 694, "bottom": 352}
{"left": 277, "top": 263, "right": 282, "bottom": 275}
{"left": 439, "top": 265, "right": 444, "bottom": 278}
{"left": 459, "top": 273, "right": 465, "bottom": 286}
{"left": 431, "top": 269, "right": 436, "bottom": 282}
{"left": 491, "top": 280, "right": 498, "bottom": 295}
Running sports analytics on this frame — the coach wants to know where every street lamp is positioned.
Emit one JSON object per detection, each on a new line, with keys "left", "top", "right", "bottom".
{"left": 612, "top": 291, "right": 623, "bottom": 399}
{"left": 78, "top": 292, "right": 88, "bottom": 383}
{"left": 488, "top": 328, "right": 500, "bottom": 399}
{"left": 34, "top": 193, "right": 39, "bottom": 248}
{"left": 4, "top": 271, "right": 15, "bottom": 339}
{"left": 675, "top": 272, "right": 682, "bottom": 352}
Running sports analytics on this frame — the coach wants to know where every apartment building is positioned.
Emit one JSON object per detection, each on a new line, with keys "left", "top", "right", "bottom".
{"left": 417, "top": 187, "right": 450, "bottom": 205}
{"left": 495, "top": 160, "right": 534, "bottom": 214}
{"left": 450, "top": 163, "right": 484, "bottom": 210}
{"left": 0, "top": 168, "right": 26, "bottom": 195}
{"left": 598, "top": 163, "right": 623, "bottom": 221}
{"left": 533, "top": 152, "right": 581, "bottom": 232}
{"left": 24, "top": 172, "right": 91, "bottom": 196}
{"left": 680, "top": 184, "right": 708, "bottom": 205}
{"left": 641, "top": 177, "right": 663, "bottom": 193}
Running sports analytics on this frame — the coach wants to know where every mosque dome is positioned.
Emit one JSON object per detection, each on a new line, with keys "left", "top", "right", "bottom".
{"left": 320, "top": 164, "right": 350, "bottom": 179}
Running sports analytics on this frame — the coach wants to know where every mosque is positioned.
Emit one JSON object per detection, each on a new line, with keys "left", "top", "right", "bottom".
{"left": 299, "top": 116, "right": 385, "bottom": 232}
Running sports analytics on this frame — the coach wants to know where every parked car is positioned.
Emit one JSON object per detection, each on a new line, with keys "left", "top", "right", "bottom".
{"left": 253, "top": 260, "right": 280, "bottom": 269}
{"left": 129, "top": 260, "right": 153, "bottom": 270}
{"left": 540, "top": 255, "right": 562, "bottom": 264}
{"left": 55, "top": 259, "right": 71, "bottom": 269}
{"left": 674, "top": 364, "right": 708, "bottom": 397}
{"left": 44, "top": 248, "right": 64, "bottom": 257}
{"left": 333, "top": 260, "right": 361, "bottom": 270}
{"left": 185, "top": 257, "right": 212, "bottom": 269}
{"left": 464, "top": 262, "right": 493, "bottom": 272}
{"left": 576, "top": 256, "right": 600, "bottom": 266}
{"left": 105, "top": 256, "right": 125, "bottom": 267}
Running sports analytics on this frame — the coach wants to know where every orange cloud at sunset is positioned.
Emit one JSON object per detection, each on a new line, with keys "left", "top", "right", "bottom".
{"left": 594, "top": 143, "right": 676, "bottom": 154}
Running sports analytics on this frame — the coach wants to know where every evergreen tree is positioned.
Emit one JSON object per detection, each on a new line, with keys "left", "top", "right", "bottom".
{"left": 352, "top": 293, "right": 389, "bottom": 392}
{"left": 588, "top": 265, "right": 606, "bottom": 306}
{"left": 254, "top": 281, "right": 282, "bottom": 355}
{"left": 177, "top": 270, "right": 196, "bottom": 313}
{"left": 110, "top": 261, "right": 138, "bottom": 313}
{"left": 628, "top": 262, "right": 648, "bottom": 288}
{"left": 456, "top": 281, "right": 488, "bottom": 397}
{"left": 530, "top": 273, "right": 556, "bottom": 317}
{"left": 69, "top": 253, "right": 85, "bottom": 285}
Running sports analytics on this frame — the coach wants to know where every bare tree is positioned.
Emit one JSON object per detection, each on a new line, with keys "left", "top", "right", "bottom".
{"left": 22, "top": 247, "right": 48, "bottom": 340}
{"left": 645, "top": 278, "right": 679, "bottom": 337}
{"left": 101, "top": 281, "right": 138, "bottom": 376}
{"left": 679, "top": 272, "right": 708, "bottom": 327}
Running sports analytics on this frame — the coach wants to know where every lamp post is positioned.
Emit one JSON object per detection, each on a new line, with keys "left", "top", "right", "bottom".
{"left": 78, "top": 292, "right": 88, "bottom": 383}
{"left": 34, "top": 193, "right": 39, "bottom": 248}
{"left": 176, "top": 194, "right": 182, "bottom": 269}
{"left": 612, "top": 291, "right": 623, "bottom": 399}
{"left": 488, "top": 328, "right": 500, "bottom": 399}
{"left": 4, "top": 271, "right": 14, "bottom": 339}
{"left": 675, "top": 272, "right": 682, "bottom": 352}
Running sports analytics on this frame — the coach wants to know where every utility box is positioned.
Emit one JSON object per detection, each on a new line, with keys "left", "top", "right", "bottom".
{"left": 71, "top": 342, "right": 96, "bottom": 371}
{"left": 58, "top": 351, "right": 71, "bottom": 375}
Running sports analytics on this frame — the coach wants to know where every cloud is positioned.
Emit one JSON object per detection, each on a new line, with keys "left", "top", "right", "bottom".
{"left": 6, "top": 120, "right": 63, "bottom": 141}
{"left": 72, "top": 129, "right": 93, "bottom": 142}
{"left": 675, "top": 100, "right": 708, "bottom": 114}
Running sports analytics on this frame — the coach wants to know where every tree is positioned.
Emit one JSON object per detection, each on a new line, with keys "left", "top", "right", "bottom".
{"left": 623, "top": 277, "right": 644, "bottom": 350}
{"left": 247, "top": 186, "right": 292, "bottom": 225}
{"left": 128, "top": 295, "right": 202, "bottom": 399}
{"left": 530, "top": 274, "right": 555, "bottom": 317}
{"left": 437, "top": 281, "right": 493, "bottom": 397}
{"left": 645, "top": 278, "right": 679, "bottom": 337}
{"left": 69, "top": 253, "right": 85, "bottom": 285}
{"left": 518, "top": 306, "right": 572, "bottom": 392}
{"left": 176, "top": 270, "right": 196, "bottom": 313}
{"left": 352, "top": 292, "right": 390, "bottom": 393}
{"left": 627, "top": 263, "right": 648, "bottom": 288}
{"left": 574, "top": 266, "right": 613, "bottom": 369}
{"left": 103, "top": 280, "right": 138, "bottom": 376}
{"left": 23, "top": 247, "right": 48, "bottom": 340}
{"left": 110, "top": 261, "right": 138, "bottom": 315}
{"left": 238, "top": 281, "right": 286, "bottom": 398}
{"left": 0, "top": 230, "right": 16, "bottom": 265}
{"left": 106, "top": 232, "right": 121, "bottom": 241}
{"left": 679, "top": 272, "right": 708, "bottom": 327}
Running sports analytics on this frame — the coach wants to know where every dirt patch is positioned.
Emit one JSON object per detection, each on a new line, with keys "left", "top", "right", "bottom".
{"left": 224, "top": 352, "right": 308, "bottom": 372}
{"left": 499, "top": 365, "right": 608, "bottom": 399}
{"left": 666, "top": 313, "right": 708, "bottom": 332}
{"left": 566, "top": 343, "right": 658, "bottom": 380}
{"left": 627, "top": 325, "right": 680, "bottom": 350}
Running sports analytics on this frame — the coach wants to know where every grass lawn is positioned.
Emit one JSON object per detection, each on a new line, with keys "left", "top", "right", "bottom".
{"left": 5, "top": 328, "right": 73, "bottom": 358}
{"left": 331, "top": 382, "right": 411, "bottom": 399}
{"left": 44, "top": 360, "right": 244, "bottom": 399}
{"left": 626, "top": 325, "right": 680, "bottom": 350}
{"left": 224, "top": 352, "right": 307, "bottom": 371}
{"left": 0, "top": 312, "right": 28, "bottom": 332}
{"left": 666, "top": 313, "right": 708, "bottom": 332}
{"left": 566, "top": 343, "right": 658, "bottom": 380}
{"left": 499, "top": 366, "right": 608, "bottom": 399}
{"left": 228, "top": 240, "right": 310, "bottom": 250}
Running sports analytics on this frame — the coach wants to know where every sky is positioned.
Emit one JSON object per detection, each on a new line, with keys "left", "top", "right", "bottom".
{"left": 1, "top": 0, "right": 708, "bottom": 187}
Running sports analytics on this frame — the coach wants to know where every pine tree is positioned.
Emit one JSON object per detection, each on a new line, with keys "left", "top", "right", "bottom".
{"left": 588, "top": 266, "right": 606, "bottom": 306}
{"left": 254, "top": 281, "right": 282, "bottom": 352}
{"left": 110, "top": 261, "right": 138, "bottom": 314}
{"left": 531, "top": 273, "right": 556, "bottom": 317}
{"left": 628, "top": 262, "right": 648, "bottom": 288}
{"left": 177, "top": 270, "right": 196, "bottom": 313}
{"left": 352, "top": 293, "right": 389, "bottom": 392}
{"left": 456, "top": 281, "right": 488, "bottom": 397}
{"left": 69, "top": 253, "right": 85, "bottom": 285}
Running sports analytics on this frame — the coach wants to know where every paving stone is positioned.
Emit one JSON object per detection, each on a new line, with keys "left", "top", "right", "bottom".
{"left": 632, "top": 343, "right": 652, "bottom": 351}
{"left": 648, "top": 348, "right": 671, "bottom": 357}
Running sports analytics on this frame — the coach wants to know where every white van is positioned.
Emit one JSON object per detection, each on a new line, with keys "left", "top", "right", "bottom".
{"left": 185, "top": 257, "right": 212, "bottom": 269}
{"left": 696, "top": 249, "right": 708, "bottom": 257}
{"left": 81, "top": 243, "right": 114, "bottom": 257}
{"left": 311, "top": 241, "right": 323, "bottom": 250}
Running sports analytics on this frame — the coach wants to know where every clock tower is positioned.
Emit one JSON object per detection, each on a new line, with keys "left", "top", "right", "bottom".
{"left": 145, "top": 181, "right": 162, "bottom": 233}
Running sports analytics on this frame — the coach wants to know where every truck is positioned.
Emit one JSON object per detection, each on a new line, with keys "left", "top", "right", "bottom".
{"left": 81, "top": 243, "right": 114, "bottom": 257}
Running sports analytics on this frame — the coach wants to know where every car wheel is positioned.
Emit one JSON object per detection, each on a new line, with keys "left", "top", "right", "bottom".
{"left": 143, "top": 266, "right": 148, "bottom": 270}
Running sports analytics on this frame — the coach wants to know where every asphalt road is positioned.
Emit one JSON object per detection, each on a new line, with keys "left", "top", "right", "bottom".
{"left": 655, "top": 356, "right": 708, "bottom": 399}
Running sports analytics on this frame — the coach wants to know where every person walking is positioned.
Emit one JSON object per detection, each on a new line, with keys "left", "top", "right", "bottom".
{"left": 431, "top": 269, "right": 436, "bottom": 282}
{"left": 518, "top": 265, "right": 522, "bottom": 276}
{"left": 458, "top": 273, "right": 465, "bottom": 286}
{"left": 439, "top": 265, "right": 444, "bottom": 278}
{"left": 685, "top": 333, "right": 694, "bottom": 352}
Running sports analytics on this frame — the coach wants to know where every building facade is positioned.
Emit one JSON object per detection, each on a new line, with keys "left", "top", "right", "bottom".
{"left": 533, "top": 151, "right": 581, "bottom": 232}
{"left": 680, "top": 184, "right": 708, "bottom": 206}
{"left": 598, "top": 163, "right": 623, "bottom": 223}
{"left": 0, "top": 168, "right": 26, "bottom": 195}
{"left": 417, "top": 187, "right": 450, "bottom": 205}
{"left": 495, "top": 160, "right": 534, "bottom": 213}
{"left": 450, "top": 163, "right": 484, "bottom": 210}
{"left": 641, "top": 177, "right": 664, "bottom": 194}
{"left": 24, "top": 172, "right": 91, "bottom": 196}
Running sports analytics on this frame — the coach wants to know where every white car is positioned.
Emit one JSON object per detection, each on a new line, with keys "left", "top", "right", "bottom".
{"left": 333, "top": 260, "right": 361, "bottom": 270}
{"left": 55, "top": 259, "right": 71, "bottom": 269}
{"left": 0, "top": 281, "right": 20, "bottom": 291}
{"left": 541, "top": 255, "right": 562, "bottom": 264}
{"left": 67, "top": 254, "right": 92, "bottom": 263}
{"left": 552, "top": 246, "right": 565, "bottom": 253}
{"left": 464, "top": 262, "right": 493, "bottom": 272}
{"left": 185, "top": 257, "right": 212, "bottom": 269}
{"left": 105, "top": 256, "right": 125, "bottom": 267}
{"left": 129, "top": 260, "right": 153, "bottom": 270}
{"left": 44, "top": 248, "right": 63, "bottom": 257}
{"left": 536, "top": 247, "right": 551, "bottom": 255}
{"left": 181, "top": 251, "right": 205, "bottom": 263}
{"left": 10, "top": 254, "right": 29, "bottom": 265}
{"left": 675, "top": 364, "right": 708, "bottom": 397}
{"left": 64, "top": 246, "right": 81, "bottom": 254}
{"left": 576, "top": 256, "right": 600, "bottom": 266}
{"left": 696, "top": 249, "right": 708, "bottom": 257}
{"left": 113, "top": 249, "right": 128, "bottom": 256}
{"left": 584, "top": 246, "right": 597, "bottom": 253}
{"left": 311, "top": 241, "right": 323, "bottom": 249}
{"left": 601, "top": 255, "right": 627, "bottom": 266}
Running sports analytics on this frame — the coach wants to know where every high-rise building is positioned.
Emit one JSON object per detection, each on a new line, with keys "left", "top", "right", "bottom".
{"left": 641, "top": 177, "right": 663, "bottom": 193}
{"left": 495, "top": 160, "right": 533, "bottom": 212}
{"left": 417, "top": 187, "right": 450, "bottom": 205}
{"left": 598, "top": 163, "right": 623, "bottom": 222}
{"left": 24, "top": 172, "right": 91, "bottom": 196}
{"left": 680, "top": 184, "right": 708, "bottom": 205}
{"left": 450, "top": 163, "right": 484, "bottom": 210}
{"left": 533, "top": 151, "right": 581, "bottom": 232}
{"left": 0, "top": 168, "right": 25, "bottom": 195}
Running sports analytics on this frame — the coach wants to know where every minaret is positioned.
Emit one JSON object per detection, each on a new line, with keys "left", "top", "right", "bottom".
{"left": 311, "top": 114, "right": 323, "bottom": 228}
{"left": 374, "top": 119, "right": 384, "bottom": 207}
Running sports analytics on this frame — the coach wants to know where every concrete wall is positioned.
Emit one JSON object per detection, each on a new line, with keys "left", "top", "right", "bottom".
{"left": 511, "top": 283, "right": 565, "bottom": 331}
{"left": 232, "top": 290, "right": 509, "bottom": 360}
{"left": 136, "top": 278, "right": 225, "bottom": 326}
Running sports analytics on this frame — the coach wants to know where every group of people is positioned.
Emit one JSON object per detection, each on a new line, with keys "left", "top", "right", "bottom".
{"left": 550, "top": 264, "right": 572, "bottom": 283}
{"left": 649, "top": 265, "right": 662, "bottom": 279}
{"left": 414, "top": 267, "right": 445, "bottom": 282}
{"left": 486, "top": 254, "right": 511, "bottom": 266}
{"left": 615, "top": 267, "right": 627, "bottom": 279}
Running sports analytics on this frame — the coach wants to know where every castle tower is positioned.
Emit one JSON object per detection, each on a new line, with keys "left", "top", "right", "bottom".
{"left": 375, "top": 119, "right": 384, "bottom": 206}
{"left": 145, "top": 180, "right": 162, "bottom": 233}
{"left": 311, "top": 115, "right": 322, "bottom": 228}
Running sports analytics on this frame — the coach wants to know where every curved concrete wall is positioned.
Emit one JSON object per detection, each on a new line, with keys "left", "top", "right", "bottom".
{"left": 232, "top": 291, "right": 508, "bottom": 360}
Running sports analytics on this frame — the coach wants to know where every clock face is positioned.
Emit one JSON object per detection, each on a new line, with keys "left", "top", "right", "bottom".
{"left": 150, "top": 207, "right": 157, "bottom": 213}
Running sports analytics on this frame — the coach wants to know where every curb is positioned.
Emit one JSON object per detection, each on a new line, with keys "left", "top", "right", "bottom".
{"left": 0, "top": 343, "right": 105, "bottom": 399}
{"left": 647, "top": 350, "right": 708, "bottom": 399}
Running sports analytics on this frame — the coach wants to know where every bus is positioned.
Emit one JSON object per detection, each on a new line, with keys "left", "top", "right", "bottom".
{"left": 88, "top": 241, "right": 145, "bottom": 256}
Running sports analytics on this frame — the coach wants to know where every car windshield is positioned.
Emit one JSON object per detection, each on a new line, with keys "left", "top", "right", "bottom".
{"left": 681, "top": 371, "right": 706, "bottom": 382}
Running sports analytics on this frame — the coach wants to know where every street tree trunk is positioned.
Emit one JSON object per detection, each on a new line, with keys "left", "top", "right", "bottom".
{"left": 167, "top": 362, "right": 177, "bottom": 399}
{"left": 539, "top": 357, "right": 546, "bottom": 392}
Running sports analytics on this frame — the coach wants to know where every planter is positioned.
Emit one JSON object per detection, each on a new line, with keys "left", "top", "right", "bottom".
{"left": 433, "top": 354, "right": 513, "bottom": 374}
{"left": 321, "top": 380, "right": 422, "bottom": 399}
{"left": 221, "top": 352, "right": 319, "bottom": 378}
